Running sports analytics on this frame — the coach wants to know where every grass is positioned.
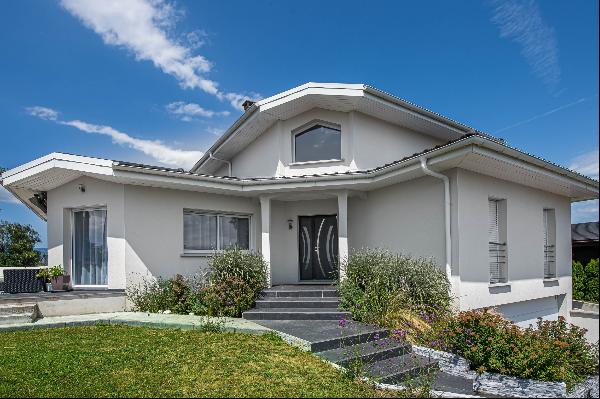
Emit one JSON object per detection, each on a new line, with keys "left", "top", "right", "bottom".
{"left": 0, "top": 325, "right": 396, "bottom": 398}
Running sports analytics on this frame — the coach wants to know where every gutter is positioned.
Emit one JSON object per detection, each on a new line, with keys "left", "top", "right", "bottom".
{"left": 208, "top": 152, "right": 232, "bottom": 176}
{"left": 419, "top": 158, "right": 452, "bottom": 287}
{"left": 112, "top": 135, "right": 599, "bottom": 195}
{"left": 190, "top": 103, "right": 259, "bottom": 173}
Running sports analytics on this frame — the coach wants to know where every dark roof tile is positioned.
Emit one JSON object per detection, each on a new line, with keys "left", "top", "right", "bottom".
{"left": 572, "top": 222, "right": 599, "bottom": 243}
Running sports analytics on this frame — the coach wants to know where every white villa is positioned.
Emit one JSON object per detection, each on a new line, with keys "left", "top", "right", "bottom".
{"left": 2, "top": 83, "right": 598, "bottom": 326}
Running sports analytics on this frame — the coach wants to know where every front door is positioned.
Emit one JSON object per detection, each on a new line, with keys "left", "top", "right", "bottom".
{"left": 298, "top": 215, "right": 338, "bottom": 281}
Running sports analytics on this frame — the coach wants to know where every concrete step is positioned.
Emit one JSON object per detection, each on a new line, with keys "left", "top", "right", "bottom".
{"left": 254, "top": 298, "right": 340, "bottom": 309}
{"left": 242, "top": 308, "right": 351, "bottom": 321}
{"left": 310, "top": 328, "right": 390, "bottom": 352}
{"left": 361, "top": 353, "right": 438, "bottom": 385}
{"left": 0, "top": 313, "right": 36, "bottom": 325}
{"left": 0, "top": 303, "right": 38, "bottom": 316}
{"left": 317, "top": 337, "right": 412, "bottom": 368}
{"left": 261, "top": 290, "right": 338, "bottom": 298}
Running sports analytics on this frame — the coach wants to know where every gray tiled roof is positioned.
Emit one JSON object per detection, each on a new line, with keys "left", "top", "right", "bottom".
{"left": 572, "top": 222, "right": 599, "bottom": 243}
{"left": 114, "top": 134, "right": 480, "bottom": 181}
{"left": 113, "top": 132, "right": 598, "bottom": 185}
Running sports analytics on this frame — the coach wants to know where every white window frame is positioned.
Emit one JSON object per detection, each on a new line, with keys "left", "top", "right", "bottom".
{"left": 183, "top": 209, "right": 252, "bottom": 254}
{"left": 70, "top": 206, "right": 109, "bottom": 288}
{"left": 291, "top": 119, "right": 343, "bottom": 164}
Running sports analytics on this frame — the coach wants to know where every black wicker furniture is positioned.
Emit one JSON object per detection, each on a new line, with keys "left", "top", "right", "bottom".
{"left": 2, "top": 268, "right": 44, "bottom": 294}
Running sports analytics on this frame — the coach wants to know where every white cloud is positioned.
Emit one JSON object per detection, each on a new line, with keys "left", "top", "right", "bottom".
{"left": 489, "top": 0, "right": 560, "bottom": 92}
{"left": 572, "top": 200, "right": 599, "bottom": 224}
{"left": 60, "top": 0, "right": 253, "bottom": 110}
{"left": 569, "top": 150, "right": 599, "bottom": 180}
{"left": 25, "top": 106, "right": 59, "bottom": 121}
{"left": 166, "top": 101, "right": 230, "bottom": 121}
{"left": 27, "top": 106, "right": 203, "bottom": 169}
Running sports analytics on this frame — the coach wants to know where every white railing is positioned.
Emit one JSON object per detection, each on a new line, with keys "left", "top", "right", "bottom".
{"left": 489, "top": 241, "right": 507, "bottom": 284}
{"left": 544, "top": 244, "right": 556, "bottom": 278}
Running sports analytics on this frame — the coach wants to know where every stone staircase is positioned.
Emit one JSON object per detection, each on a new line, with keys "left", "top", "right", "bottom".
{"left": 0, "top": 303, "right": 39, "bottom": 325}
{"left": 244, "top": 285, "right": 438, "bottom": 385}
{"left": 242, "top": 285, "right": 350, "bottom": 320}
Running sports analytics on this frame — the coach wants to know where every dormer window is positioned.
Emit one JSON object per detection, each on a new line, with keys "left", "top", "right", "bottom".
{"left": 293, "top": 121, "right": 341, "bottom": 163}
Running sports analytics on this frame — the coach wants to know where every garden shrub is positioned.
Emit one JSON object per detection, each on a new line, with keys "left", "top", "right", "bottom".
{"left": 573, "top": 258, "right": 599, "bottom": 303}
{"left": 127, "top": 248, "right": 267, "bottom": 317}
{"left": 205, "top": 248, "right": 267, "bottom": 316}
{"left": 418, "top": 309, "right": 598, "bottom": 387}
{"left": 127, "top": 273, "right": 208, "bottom": 314}
{"left": 208, "top": 248, "right": 267, "bottom": 297}
{"left": 203, "top": 276, "right": 256, "bottom": 317}
{"left": 339, "top": 248, "right": 451, "bottom": 325}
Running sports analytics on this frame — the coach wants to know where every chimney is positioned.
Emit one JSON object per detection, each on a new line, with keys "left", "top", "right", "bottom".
{"left": 242, "top": 100, "right": 255, "bottom": 111}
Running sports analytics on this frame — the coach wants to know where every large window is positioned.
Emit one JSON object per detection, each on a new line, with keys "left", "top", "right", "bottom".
{"left": 72, "top": 208, "right": 108, "bottom": 286}
{"left": 294, "top": 123, "right": 341, "bottom": 163}
{"left": 488, "top": 199, "right": 508, "bottom": 284}
{"left": 184, "top": 210, "right": 250, "bottom": 252}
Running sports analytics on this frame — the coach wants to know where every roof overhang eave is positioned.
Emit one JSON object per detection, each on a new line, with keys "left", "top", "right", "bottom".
{"left": 116, "top": 136, "right": 600, "bottom": 200}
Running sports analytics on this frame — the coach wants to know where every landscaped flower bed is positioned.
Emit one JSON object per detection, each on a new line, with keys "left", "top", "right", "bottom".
{"left": 416, "top": 309, "right": 598, "bottom": 388}
{"left": 338, "top": 249, "right": 599, "bottom": 389}
{"left": 127, "top": 248, "right": 267, "bottom": 317}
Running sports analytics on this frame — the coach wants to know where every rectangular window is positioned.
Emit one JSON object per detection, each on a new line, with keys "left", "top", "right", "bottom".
{"left": 184, "top": 210, "right": 250, "bottom": 252}
{"left": 543, "top": 209, "right": 556, "bottom": 279}
{"left": 489, "top": 199, "right": 508, "bottom": 284}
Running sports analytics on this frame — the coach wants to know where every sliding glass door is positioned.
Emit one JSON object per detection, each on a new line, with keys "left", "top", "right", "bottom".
{"left": 72, "top": 208, "right": 108, "bottom": 286}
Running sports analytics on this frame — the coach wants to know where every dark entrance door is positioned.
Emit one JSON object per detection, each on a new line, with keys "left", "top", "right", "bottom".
{"left": 298, "top": 215, "right": 338, "bottom": 281}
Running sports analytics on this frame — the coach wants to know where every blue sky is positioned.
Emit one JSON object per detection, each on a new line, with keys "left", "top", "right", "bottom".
{"left": 0, "top": 0, "right": 598, "bottom": 248}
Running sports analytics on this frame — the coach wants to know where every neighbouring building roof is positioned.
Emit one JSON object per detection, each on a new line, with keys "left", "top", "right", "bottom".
{"left": 572, "top": 222, "right": 599, "bottom": 243}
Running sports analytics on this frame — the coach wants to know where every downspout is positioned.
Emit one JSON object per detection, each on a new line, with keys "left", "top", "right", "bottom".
{"left": 420, "top": 158, "right": 452, "bottom": 286}
{"left": 209, "top": 152, "right": 232, "bottom": 176}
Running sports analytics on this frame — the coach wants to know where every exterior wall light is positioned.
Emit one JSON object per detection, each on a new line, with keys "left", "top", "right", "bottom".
{"left": 287, "top": 219, "right": 293, "bottom": 230}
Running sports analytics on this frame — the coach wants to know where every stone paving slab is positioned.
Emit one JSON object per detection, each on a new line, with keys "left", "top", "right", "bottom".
{"left": 254, "top": 319, "right": 385, "bottom": 343}
{"left": 0, "top": 312, "right": 271, "bottom": 334}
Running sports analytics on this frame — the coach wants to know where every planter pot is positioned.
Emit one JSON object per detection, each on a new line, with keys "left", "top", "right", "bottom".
{"left": 50, "top": 275, "right": 71, "bottom": 292}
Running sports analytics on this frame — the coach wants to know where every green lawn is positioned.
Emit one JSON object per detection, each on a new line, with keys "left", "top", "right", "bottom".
{"left": 0, "top": 325, "right": 393, "bottom": 398}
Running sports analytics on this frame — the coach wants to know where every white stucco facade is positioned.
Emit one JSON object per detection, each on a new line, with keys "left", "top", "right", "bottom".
{"left": 3, "top": 83, "right": 598, "bottom": 326}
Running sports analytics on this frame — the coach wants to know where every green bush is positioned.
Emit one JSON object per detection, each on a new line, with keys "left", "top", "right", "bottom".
{"left": 209, "top": 248, "right": 267, "bottom": 297}
{"left": 206, "top": 248, "right": 267, "bottom": 316}
{"left": 127, "top": 248, "right": 267, "bottom": 317}
{"left": 127, "top": 274, "right": 206, "bottom": 315}
{"left": 203, "top": 276, "right": 256, "bottom": 317}
{"left": 573, "top": 258, "right": 599, "bottom": 303}
{"left": 338, "top": 248, "right": 451, "bottom": 325}
{"left": 418, "top": 309, "right": 598, "bottom": 387}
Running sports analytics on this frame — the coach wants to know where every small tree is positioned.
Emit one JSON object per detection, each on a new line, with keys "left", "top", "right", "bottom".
{"left": 0, "top": 221, "right": 41, "bottom": 267}
{"left": 573, "top": 259, "right": 599, "bottom": 303}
